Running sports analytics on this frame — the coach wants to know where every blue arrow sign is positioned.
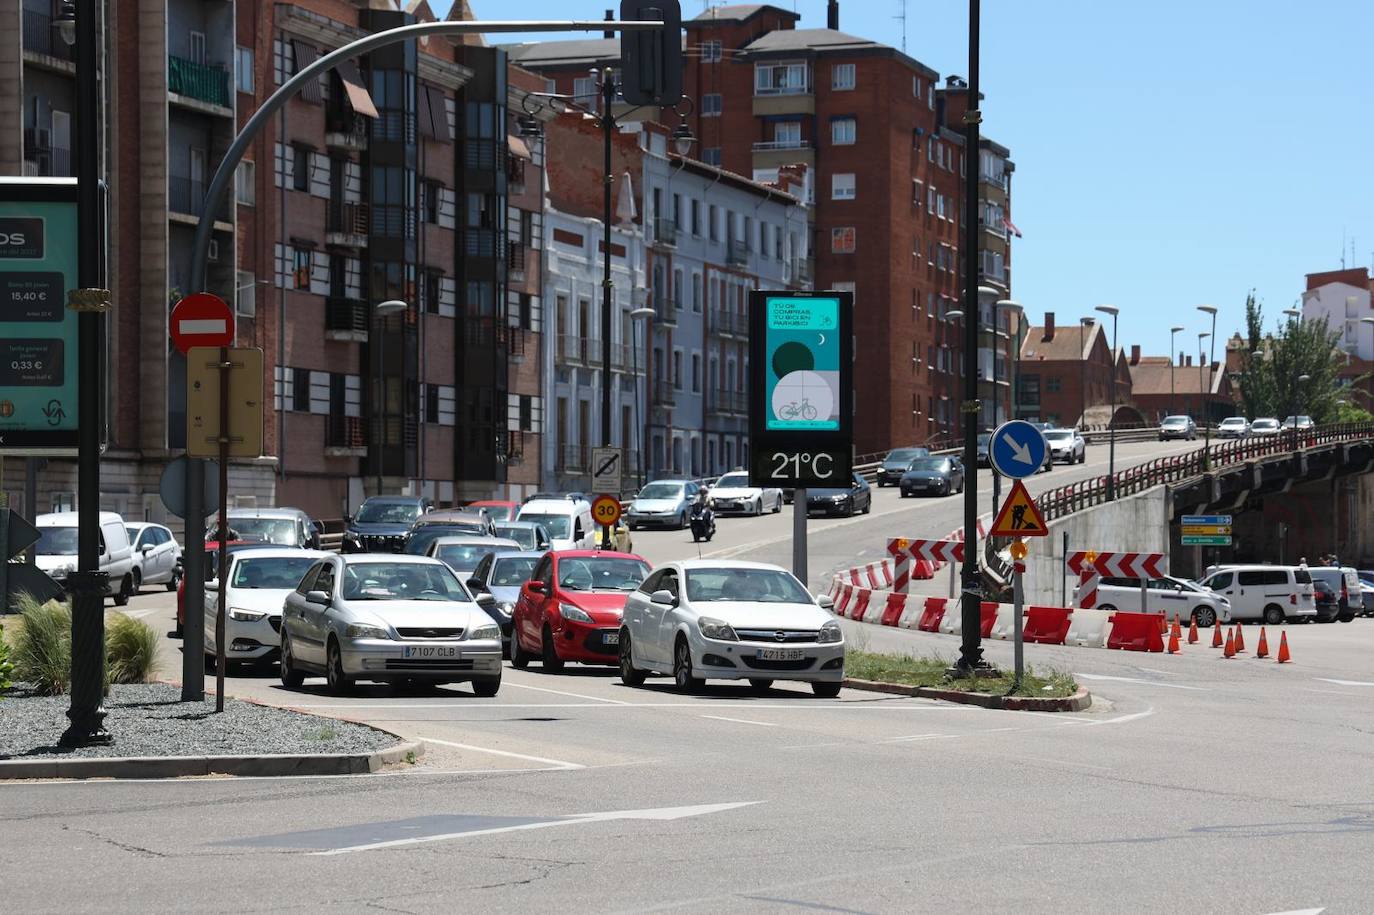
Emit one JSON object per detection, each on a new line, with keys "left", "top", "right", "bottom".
{"left": 989, "top": 420, "right": 1048, "bottom": 480}
{"left": 1181, "top": 515, "right": 1232, "bottom": 526}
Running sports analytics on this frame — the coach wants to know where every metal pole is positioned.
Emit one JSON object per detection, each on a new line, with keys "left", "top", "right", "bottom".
{"left": 1060, "top": 530, "right": 1068, "bottom": 606}
{"left": 955, "top": 0, "right": 985, "bottom": 674}
{"left": 60, "top": 0, "right": 111, "bottom": 747}
{"left": 793, "top": 488, "right": 808, "bottom": 586}
{"left": 1106, "top": 311, "right": 1118, "bottom": 499}
{"left": 991, "top": 302, "right": 1000, "bottom": 518}
{"left": 182, "top": 458, "right": 205, "bottom": 701}
{"left": 1170, "top": 327, "right": 1179, "bottom": 418}
{"left": 214, "top": 348, "right": 231, "bottom": 712}
{"left": 1204, "top": 309, "right": 1217, "bottom": 462}
{"left": 375, "top": 311, "right": 383, "bottom": 497}
{"left": 23, "top": 458, "right": 37, "bottom": 563}
{"left": 599, "top": 70, "right": 615, "bottom": 549}
{"left": 1012, "top": 556, "right": 1024, "bottom": 687}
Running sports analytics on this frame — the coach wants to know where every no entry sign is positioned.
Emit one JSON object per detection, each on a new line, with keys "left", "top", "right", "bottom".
{"left": 170, "top": 293, "right": 234, "bottom": 354}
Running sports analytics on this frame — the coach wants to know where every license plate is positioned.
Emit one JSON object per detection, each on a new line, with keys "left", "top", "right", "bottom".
{"left": 757, "top": 648, "right": 803, "bottom": 661}
{"left": 402, "top": 646, "right": 459, "bottom": 659}
{"left": 603, "top": 631, "right": 620, "bottom": 645}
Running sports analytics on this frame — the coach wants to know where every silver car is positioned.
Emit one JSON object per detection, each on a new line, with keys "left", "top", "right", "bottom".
{"left": 494, "top": 521, "right": 552, "bottom": 552}
{"left": 279, "top": 554, "right": 503, "bottom": 695}
{"left": 464, "top": 550, "right": 544, "bottom": 657}
{"left": 425, "top": 535, "right": 521, "bottom": 579}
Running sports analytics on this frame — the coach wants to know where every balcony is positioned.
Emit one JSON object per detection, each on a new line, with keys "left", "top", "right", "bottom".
{"left": 325, "top": 297, "right": 369, "bottom": 342}
{"left": 325, "top": 114, "right": 369, "bottom": 152}
{"left": 558, "top": 334, "right": 603, "bottom": 368}
{"left": 168, "top": 175, "right": 230, "bottom": 224}
{"left": 325, "top": 415, "right": 368, "bottom": 457}
{"left": 326, "top": 202, "right": 369, "bottom": 248}
{"left": 21, "top": 9, "right": 74, "bottom": 63}
{"left": 507, "top": 241, "right": 527, "bottom": 280}
{"left": 708, "top": 390, "right": 748, "bottom": 417}
{"left": 653, "top": 380, "right": 677, "bottom": 408}
{"left": 751, "top": 139, "right": 810, "bottom": 152}
{"left": 651, "top": 217, "right": 677, "bottom": 248}
{"left": 789, "top": 257, "right": 813, "bottom": 286}
{"left": 610, "top": 342, "right": 644, "bottom": 373}
{"left": 709, "top": 310, "right": 748, "bottom": 339}
{"left": 980, "top": 218, "right": 1008, "bottom": 240}
{"left": 751, "top": 140, "right": 814, "bottom": 171}
{"left": 653, "top": 299, "right": 679, "bottom": 328}
{"left": 726, "top": 240, "right": 749, "bottom": 267}
{"left": 168, "top": 55, "right": 231, "bottom": 109}
{"left": 558, "top": 444, "right": 589, "bottom": 474}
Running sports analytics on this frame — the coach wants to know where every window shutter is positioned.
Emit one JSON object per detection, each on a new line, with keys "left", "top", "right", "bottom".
{"left": 293, "top": 42, "right": 321, "bottom": 102}
{"left": 344, "top": 257, "right": 362, "bottom": 298}
{"left": 343, "top": 161, "right": 361, "bottom": 204}
{"left": 310, "top": 250, "right": 329, "bottom": 295}
{"left": 437, "top": 187, "right": 456, "bottom": 229}
{"left": 309, "top": 152, "right": 330, "bottom": 199}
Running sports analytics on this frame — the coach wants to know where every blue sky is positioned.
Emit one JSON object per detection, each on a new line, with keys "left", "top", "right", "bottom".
{"left": 441, "top": 0, "right": 1374, "bottom": 359}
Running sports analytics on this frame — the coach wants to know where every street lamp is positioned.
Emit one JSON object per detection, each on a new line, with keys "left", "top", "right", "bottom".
{"left": 1169, "top": 325, "right": 1184, "bottom": 418}
{"left": 630, "top": 305, "right": 655, "bottom": 488}
{"left": 990, "top": 297, "right": 1022, "bottom": 518}
{"left": 373, "top": 299, "right": 407, "bottom": 497}
{"left": 1198, "top": 305, "right": 1218, "bottom": 460}
{"left": 1079, "top": 317, "right": 1094, "bottom": 429}
{"left": 998, "top": 299, "right": 1024, "bottom": 422}
{"left": 52, "top": 1, "right": 76, "bottom": 46}
{"left": 1197, "top": 332, "right": 1210, "bottom": 431}
{"left": 1095, "top": 305, "right": 1120, "bottom": 499}
{"left": 1283, "top": 308, "right": 1300, "bottom": 322}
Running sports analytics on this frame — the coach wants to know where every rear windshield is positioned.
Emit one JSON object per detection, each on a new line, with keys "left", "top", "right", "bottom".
{"left": 886, "top": 448, "right": 926, "bottom": 462}
{"left": 37, "top": 527, "right": 79, "bottom": 555}
{"left": 1294, "top": 570, "right": 1312, "bottom": 584}
{"left": 907, "top": 458, "right": 949, "bottom": 472}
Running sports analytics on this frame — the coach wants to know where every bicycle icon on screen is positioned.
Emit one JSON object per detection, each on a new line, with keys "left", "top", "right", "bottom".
{"left": 778, "top": 398, "right": 819, "bottom": 421}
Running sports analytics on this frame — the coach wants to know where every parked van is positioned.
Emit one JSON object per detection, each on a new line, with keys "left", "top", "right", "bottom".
{"left": 35, "top": 511, "right": 137, "bottom": 605}
{"left": 1195, "top": 565, "right": 1317, "bottom": 624}
{"left": 1304, "top": 566, "right": 1361, "bottom": 623}
{"left": 1095, "top": 575, "right": 1231, "bottom": 627}
{"left": 516, "top": 498, "right": 595, "bottom": 551}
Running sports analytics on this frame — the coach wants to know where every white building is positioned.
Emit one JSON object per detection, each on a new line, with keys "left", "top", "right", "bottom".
{"left": 1301, "top": 273, "right": 1374, "bottom": 359}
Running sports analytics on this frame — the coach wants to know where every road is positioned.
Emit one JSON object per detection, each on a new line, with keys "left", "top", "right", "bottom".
{"left": 5, "top": 435, "right": 1370, "bottom": 913}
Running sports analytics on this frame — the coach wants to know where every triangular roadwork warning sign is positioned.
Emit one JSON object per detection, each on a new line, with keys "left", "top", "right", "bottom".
{"left": 989, "top": 479, "right": 1048, "bottom": 537}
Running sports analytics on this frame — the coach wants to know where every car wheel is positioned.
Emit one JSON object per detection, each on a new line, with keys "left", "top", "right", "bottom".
{"left": 131, "top": 568, "right": 142, "bottom": 593}
{"left": 279, "top": 632, "right": 305, "bottom": 688}
{"left": 862, "top": 496, "right": 871, "bottom": 514}
{"left": 1338, "top": 610, "right": 1356, "bottom": 623}
{"left": 113, "top": 574, "right": 132, "bottom": 606}
{"left": 541, "top": 625, "right": 565, "bottom": 672}
{"left": 773, "top": 494, "right": 782, "bottom": 513}
{"left": 1098, "top": 603, "right": 1118, "bottom": 613}
{"left": 619, "top": 630, "right": 647, "bottom": 686}
{"left": 166, "top": 567, "right": 181, "bottom": 592}
{"left": 673, "top": 636, "right": 704, "bottom": 693}
{"left": 326, "top": 638, "right": 353, "bottom": 696}
{"left": 509, "top": 627, "right": 530, "bottom": 669}
{"left": 1262, "top": 604, "right": 1285, "bottom": 626}
{"left": 748, "top": 678, "right": 773, "bottom": 693}
{"left": 842, "top": 502, "right": 854, "bottom": 517}
{"left": 472, "top": 675, "right": 501, "bottom": 697}
{"left": 1192, "top": 607, "right": 1217, "bottom": 629}
{"left": 677, "top": 512, "right": 688, "bottom": 531}
{"left": 812, "top": 681, "right": 842, "bottom": 698}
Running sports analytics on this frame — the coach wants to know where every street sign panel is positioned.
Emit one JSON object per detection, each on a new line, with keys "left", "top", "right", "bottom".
{"left": 1182, "top": 535, "right": 1231, "bottom": 546}
{"left": 988, "top": 420, "right": 1048, "bottom": 480}
{"left": 158, "top": 455, "right": 220, "bottom": 518}
{"left": 591, "top": 494, "right": 623, "bottom": 529}
{"left": 748, "top": 290, "right": 853, "bottom": 488}
{"left": 0, "top": 179, "right": 80, "bottom": 453}
{"left": 1067, "top": 551, "right": 1167, "bottom": 577}
{"left": 1181, "top": 514, "right": 1231, "bottom": 526}
{"left": 1182, "top": 525, "right": 1232, "bottom": 536}
{"left": 186, "top": 346, "right": 264, "bottom": 458}
{"left": 590, "top": 447, "right": 622, "bottom": 494}
{"left": 170, "top": 293, "right": 234, "bottom": 354}
{"left": 989, "top": 479, "right": 1048, "bottom": 537}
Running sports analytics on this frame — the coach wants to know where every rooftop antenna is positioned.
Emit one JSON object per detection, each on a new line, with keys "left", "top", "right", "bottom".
{"left": 1342, "top": 227, "right": 1347, "bottom": 268}
{"left": 895, "top": 0, "right": 908, "bottom": 53}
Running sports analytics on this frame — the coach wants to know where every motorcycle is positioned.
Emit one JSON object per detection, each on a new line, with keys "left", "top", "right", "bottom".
{"left": 689, "top": 501, "right": 715, "bottom": 543}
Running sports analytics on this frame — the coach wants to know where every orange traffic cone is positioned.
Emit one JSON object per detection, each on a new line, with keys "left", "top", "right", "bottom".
{"left": 1167, "top": 628, "right": 1180, "bottom": 654}
{"left": 1171, "top": 616, "right": 1183, "bottom": 640}
{"left": 1223, "top": 629, "right": 1236, "bottom": 658}
{"left": 1159, "top": 616, "right": 1167, "bottom": 634}
{"left": 1212, "top": 621, "right": 1224, "bottom": 648}
{"left": 1187, "top": 617, "right": 1199, "bottom": 644}
{"left": 1276, "top": 632, "right": 1291, "bottom": 664}
{"left": 1233, "top": 624, "right": 1245, "bottom": 653}
{"left": 1256, "top": 627, "right": 1269, "bottom": 659}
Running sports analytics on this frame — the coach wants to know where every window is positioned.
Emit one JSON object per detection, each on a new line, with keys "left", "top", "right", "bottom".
{"left": 913, "top": 76, "right": 922, "bottom": 97}
{"left": 235, "top": 161, "right": 255, "bottom": 205}
{"left": 189, "top": 31, "right": 207, "bottom": 66}
{"left": 673, "top": 350, "right": 683, "bottom": 389}
{"left": 1046, "top": 377, "right": 1061, "bottom": 393}
{"left": 690, "top": 199, "right": 701, "bottom": 236}
{"left": 673, "top": 269, "right": 684, "bottom": 309}
{"left": 928, "top": 84, "right": 935, "bottom": 108}
{"left": 291, "top": 146, "right": 309, "bottom": 192}
{"left": 832, "top": 64, "right": 855, "bottom": 90}
{"left": 1020, "top": 374, "right": 1041, "bottom": 407}
{"left": 831, "top": 227, "right": 856, "bottom": 254}
{"left": 700, "top": 40, "right": 722, "bottom": 63}
{"left": 422, "top": 180, "right": 440, "bottom": 224}
{"left": 691, "top": 353, "right": 701, "bottom": 393}
{"left": 928, "top": 137, "right": 936, "bottom": 162}
{"left": 754, "top": 62, "right": 809, "bottom": 95}
{"left": 703, "top": 148, "right": 721, "bottom": 166}
{"left": 572, "top": 76, "right": 598, "bottom": 107}
{"left": 293, "top": 247, "right": 310, "bottom": 289}
{"left": 702, "top": 93, "right": 722, "bottom": 117}
{"left": 692, "top": 273, "right": 703, "bottom": 312}
{"left": 272, "top": 37, "right": 294, "bottom": 85}
{"left": 235, "top": 46, "right": 254, "bottom": 94}
{"left": 830, "top": 117, "right": 856, "bottom": 145}
{"left": 831, "top": 172, "right": 855, "bottom": 200}
{"left": 708, "top": 204, "right": 719, "bottom": 241}
{"left": 236, "top": 271, "right": 255, "bottom": 317}
{"left": 773, "top": 121, "right": 801, "bottom": 147}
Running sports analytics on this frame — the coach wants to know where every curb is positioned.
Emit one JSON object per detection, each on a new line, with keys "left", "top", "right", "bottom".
{"left": 844, "top": 677, "right": 1092, "bottom": 712}
{"left": 0, "top": 739, "right": 424, "bottom": 781}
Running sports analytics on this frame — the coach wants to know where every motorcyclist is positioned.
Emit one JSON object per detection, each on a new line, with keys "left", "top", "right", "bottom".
{"left": 689, "top": 490, "right": 714, "bottom": 541}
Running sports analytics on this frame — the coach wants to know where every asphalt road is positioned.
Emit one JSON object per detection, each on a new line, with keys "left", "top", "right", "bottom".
{"left": 6, "top": 436, "right": 1371, "bottom": 913}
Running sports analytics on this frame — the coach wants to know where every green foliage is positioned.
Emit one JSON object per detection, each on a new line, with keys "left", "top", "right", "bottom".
{"left": 1335, "top": 400, "right": 1374, "bottom": 423}
{"left": 12, "top": 594, "right": 72, "bottom": 695}
{"left": 0, "top": 622, "right": 14, "bottom": 695}
{"left": 106, "top": 613, "right": 158, "bottom": 685}
{"left": 1236, "top": 292, "right": 1348, "bottom": 422}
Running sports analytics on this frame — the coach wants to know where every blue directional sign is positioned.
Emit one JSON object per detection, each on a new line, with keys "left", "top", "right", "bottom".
{"left": 1181, "top": 515, "right": 1231, "bottom": 526}
{"left": 989, "top": 420, "right": 1048, "bottom": 480}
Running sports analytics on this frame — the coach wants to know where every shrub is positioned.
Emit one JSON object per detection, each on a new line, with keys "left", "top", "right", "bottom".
{"left": 0, "top": 622, "right": 14, "bottom": 695}
{"left": 106, "top": 613, "right": 158, "bottom": 684}
{"left": 13, "top": 594, "right": 72, "bottom": 695}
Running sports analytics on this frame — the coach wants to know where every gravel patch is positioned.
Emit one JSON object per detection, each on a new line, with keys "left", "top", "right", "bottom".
{"left": 0, "top": 682, "right": 398, "bottom": 760}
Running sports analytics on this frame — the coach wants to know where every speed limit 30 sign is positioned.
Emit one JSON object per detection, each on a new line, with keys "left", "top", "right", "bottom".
{"left": 591, "top": 494, "right": 623, "bottom": 529}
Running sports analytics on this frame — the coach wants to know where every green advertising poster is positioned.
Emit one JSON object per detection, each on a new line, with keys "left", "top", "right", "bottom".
{"left": 0, "top": 181, "right": 79, "bottom": 451}
{"left": 764, "top": 295, "right": 841, "bottom": 432}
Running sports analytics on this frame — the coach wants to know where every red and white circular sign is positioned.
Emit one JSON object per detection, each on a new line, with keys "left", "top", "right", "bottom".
{"left": 170, "top": 292, "right": 234, "bottom": 354}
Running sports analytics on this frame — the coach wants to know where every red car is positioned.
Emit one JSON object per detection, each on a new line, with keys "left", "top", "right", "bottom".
{"left": 468, "top": 499, "right": 520, "bottom": 523}
{"left": 509, "top": 550, "right": 651, "bottom": 670}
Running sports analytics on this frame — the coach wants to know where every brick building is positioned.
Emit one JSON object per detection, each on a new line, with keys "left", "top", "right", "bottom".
{"left": 1129, "top": 353, "right": 1234, "bottom": 424}
{"left": 1017, "top": 313, "right": 1121, "bottom": 428}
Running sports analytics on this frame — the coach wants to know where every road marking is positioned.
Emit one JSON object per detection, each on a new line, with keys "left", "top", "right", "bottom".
{"left": 311, "top": 801, "right": 760, "bottom": 856}
{"left": 500, "top": 680, "right": 633, "bottom": 705}
{"left": 292, "top": 700, "right": 966, "bottom": 711}
{"left": 1078, "top": 707, "right": 1156, "bottom": 727}
{"left": 417, "top": 736, "right": 585, "bottom": 770}
{"left": 1075, "top": 673, "right": 1205, "bottom": 691}
{"left": 699, "top": 715, "right": 778, "bottom": 727}
{"left": 884, "top": 732, "right": 952, "bottom": 742}
{"left": 1261, "top": 909, "right": 1325, "bottom": 915}
{"left": 1314, "top": 678, "right": 1374, "bottom": 687}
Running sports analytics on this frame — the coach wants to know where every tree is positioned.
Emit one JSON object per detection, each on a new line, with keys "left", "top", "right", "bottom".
{"left": 1234, "top": 292, "right": 1346, "bottom": 423}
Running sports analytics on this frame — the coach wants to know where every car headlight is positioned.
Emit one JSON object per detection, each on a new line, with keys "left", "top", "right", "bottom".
{"left": 817, "top": 621, "right": 843, "bottom": 643}
{"left": 344, "top": 623, "right": 391, "bottom": 640}
{"left": 831, "top": 495, "right": 847, "bottom": 502}
{"left": 228, "top": 607, "right": 267, "bottom": 622}
{"left": 496, "top": 601, "right": 514, "bottom": 618}
{"left": 697, "top": 616, "right": 738, "bottom": 641}
{"left": 559, "top": 602, "right": 594, "bottom": 623}
{"left": 467, "top": 622, "right": 501, "bottom": 641}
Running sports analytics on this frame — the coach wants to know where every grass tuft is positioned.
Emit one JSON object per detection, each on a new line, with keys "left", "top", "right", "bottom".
{"left": 106, "top": 613, "right": 159, "bottom": 685}
{"left": 12, "top": 594, "right": 72, "bottom": 695}
{"left": 845, "top": 649, "right": 1078, "bottom": 698}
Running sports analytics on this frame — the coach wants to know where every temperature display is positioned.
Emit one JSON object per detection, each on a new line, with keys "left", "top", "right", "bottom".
{"left": 753, "top": 448, "right": 851, "bottom": 488}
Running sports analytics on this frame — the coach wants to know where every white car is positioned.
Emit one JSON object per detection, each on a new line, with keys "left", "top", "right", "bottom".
{"left": 1216, "top": 417, "right": 1250, "bottom": 438}
{"left": 36, "top": 511, "right": 136, "bottom": 605}
{"left": 706, "top": 471, "right": 784, "bottom": 516}
{"left": 1094, "top": 574, "right": 1230, "bottom": 627}
{"left": 205, "top": 548, "right": 329, "bottom": 666}
{"left": 618, "top": 559, "right": 844, "bottom": 697}
{"left": 1195, "top": 565, "right": 1316, "bottom": 624}
{"left": 517, "top": 498, "right": 596, "bottom": 550}
{"left": 126, "top": 522, "right": 183, "bottom": 591}
{"left": 1043, "top": 428, "right": 1086, "bottom": 464}
{"left": 1249, "top": 417, "right": 1281, "bottom": 437}
{"left": 279, "top": 554, "right": 503, "bottom": 695}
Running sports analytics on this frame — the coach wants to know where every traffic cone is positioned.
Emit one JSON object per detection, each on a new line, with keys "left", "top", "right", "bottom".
{"left": 1276, "top": 632, "right": 1291, "bottom": 664}
{"left": 1212, "top": 621, "right": 1224, "bottom": 648}
{"left": 1256, "top": 627, "right": 1269, "bottom": 659}
{"left": 1223, "top": 629, "right": 1236, "bottom": 658}
{"left": 1187, "top": 617, "right": 1199, "bottom": 644}
{"left": 1167, "top": 627, "right": 1180, "bottom": 654}
{"left": 1234, "top": 624, "right": 1245, "bottom": 653}
{"left": 1171, "top": 616, "right": 1183, "bottom": 641}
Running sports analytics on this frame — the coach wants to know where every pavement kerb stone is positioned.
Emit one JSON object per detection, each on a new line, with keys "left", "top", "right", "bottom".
{"left": 843, "top": 677, "right": 1092, "bottom": 712}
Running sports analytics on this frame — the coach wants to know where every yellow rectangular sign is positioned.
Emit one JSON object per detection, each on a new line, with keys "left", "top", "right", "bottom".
{"left": 1182, "top": 525, "right": 1231, "bottom": 535}
{"left": 187, "top": 346, "right": 264, "bottom": 458}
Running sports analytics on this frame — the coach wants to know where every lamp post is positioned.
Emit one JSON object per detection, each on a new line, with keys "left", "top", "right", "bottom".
{"left": 1095, "top": 305, "right": 1120, "bottom": 499}
{"left": 1196, "top": 332, "right": 1210, "bottom": 430}
{"left": 1198, "top": 305, "right": 1218, "bottom": 462}
{"left": 989, "top": 296, "right": 1021, "bottom": 517}
{"left": 1283, "top": 308, "right": 1300, "bottom": 323}
{"left": 1079, "top": 317, "right": 1094, "bottom": 428}
{"left": 630, "top": 306, "right": 655, "bottom": 488}
{"left": 1169, "top": 324, "right": 1184, "bottom": 419}
{"left": 373, "top": 299, "right": 407, "bottom": 497}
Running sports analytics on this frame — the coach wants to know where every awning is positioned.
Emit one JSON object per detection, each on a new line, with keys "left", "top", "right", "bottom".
{"left": 507, "top": 135, "right": 531, "bottom": 160}
{"left": 427, "top": 86, "right": 452, "bottom": 142}
{"left": 292, "top": 41, "right": 321, "bottom": 103}
{"left": 336, "top": 59, "right": 378, "bottom": 119}
{"left": 417, "top": 85, "right": 436, "bottom": 138}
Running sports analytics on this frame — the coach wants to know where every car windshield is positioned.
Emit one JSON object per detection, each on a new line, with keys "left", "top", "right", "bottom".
{"left": 433, "top": 543, "right": 499, "bottom": 570}
{"left": 37, "top": 527, "right": 79, "bottom": 555}
{"left": 355, "top": 502, "right": 421, "bottom": 524}
{"left": 404, "top": 523, "right": 488, "bottom": 554}
{"left": 1044, "top": 431, "right": 1073, "bottom": 441}
{"left": 715, "top": 474, "right": 749, "bottom": 489}
{"left": 907, "top": 458, "right": 948, "bottom": 472}
{"left": 556, "top": 557, "right": 650, "bottom": 592}
{"left": 228, "top": 518, "right": 298, "bottom": 545}
{"left": 520, "top": 513, "right": 571, "bottom": 539}
{"left": 492, "top": 556, "right": 539, "bottom": 587}
{"left": 1221, "top": 418, "right": 1245, "bottom": 425}
{"left": 887, "top": 448, "right": 925, "bottom": 462}
{"left": 475, "top": 504, "right": 514, "bottom": 522}
{"left": 231, "top": 556, "right": 318, "bottom": 589}
{"left": 1163, "top": 416, "right": 1188, "bottom": 425}
{"left": 977, "top": 434, "right": 991, "bottom": 447}
{"left": 685, "top": 568, "right": 813, "bottom": 603}
{"left": 340, "top": 562, "right": 469, "bottom": 601}
{"left": 126, "top": 526, "right": 142, "bottom": 544}
{"left": 1253, "top": 419, "right": 1278, "bottom": 429}
{"left": 494, "top": 524, "right": 539, "bottom": 549}
{"left": 637, "top": 482, "right": 684, "bottom": 500}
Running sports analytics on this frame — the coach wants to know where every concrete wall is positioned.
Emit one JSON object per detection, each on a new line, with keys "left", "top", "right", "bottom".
{"left": 1022, "top": 485, "right": 1172, "bottom": 606}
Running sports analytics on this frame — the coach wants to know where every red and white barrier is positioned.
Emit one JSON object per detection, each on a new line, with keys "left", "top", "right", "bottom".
{"left": 887, "top": 539, "right": 962, "bottom": 594}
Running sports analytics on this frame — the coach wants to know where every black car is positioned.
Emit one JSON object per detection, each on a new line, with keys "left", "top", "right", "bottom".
{"left": 343, "top": 496, "right": 434, "bottom": 553}
{"left": 876, "top": 447, "right": 931, "bottom": 487}
{"left": 976, "top": 433, "right": 992, "bottom": 466}
{"left": 806, "top": 473, "right": 872, "bottom": 517}
{"left": 1313, "top": 578, "right": 1341, "bottom": 623}
{"left": 899, "top": 456, "right": 965, "bottom": 497}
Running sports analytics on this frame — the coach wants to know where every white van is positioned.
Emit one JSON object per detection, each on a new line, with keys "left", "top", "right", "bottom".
{"left": 1195, "top": 565, "right": 1316, "bottom": 625}
{"left": 36, "top": 511, "right": 137, "bottom": 605}
{"left": 1095, "top": 575, "right": 1231, "bottom": 627}
{"left": 516, "top": 498, "right": 595, "bottom": 551}
{"left": 1304, "top": 566, "right": 1362, "bottom": 623}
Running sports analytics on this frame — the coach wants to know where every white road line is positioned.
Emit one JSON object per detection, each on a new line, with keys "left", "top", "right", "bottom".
{"left": 294, "top": 701, "right": 966, "bottom": 711}
{"left": 1075, "top": 673, "right": 1205, "bottom": 691}
{"left": 884, "top": 733, "right": 952, "bottom": 742}
{"left": 498, "top": 681, "right": 633, "bottom": 704}
{"left": 1078, "top": 708, "right": 1156, "bottom": 727}
{"left": 417, "top": 736, "right": 585, "bottom": 770}
{"left": 1314, "top": 678, "right": 1374, "bottom": 687}
{"left": 699, "top": 715, "right": 778, "bottom": 727}
{"left": 1261, "top": 909, "right": 1325, "bottom": 915}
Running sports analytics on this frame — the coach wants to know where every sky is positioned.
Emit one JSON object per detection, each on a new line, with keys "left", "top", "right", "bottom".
{"left": 437, "top": 0, "right": 1374, "bottom": 359}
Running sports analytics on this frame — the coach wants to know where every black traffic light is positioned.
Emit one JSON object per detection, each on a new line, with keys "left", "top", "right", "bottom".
{"left": 619, "top": 1, "right": 683, "bottom": 106}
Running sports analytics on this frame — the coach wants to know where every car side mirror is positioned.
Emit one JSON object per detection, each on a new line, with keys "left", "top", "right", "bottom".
{"left": 466, "top": 578, "right": 484, "bottom": 592}
{"left": 474, "top": 592, "right": 495, "bottom": 608}
{"left": 312, "top": 520, "right": 325, "bottom": 534}
{"left": 816, "top": 593, "right": 835, "bottom": 611}
{"left": 528, "top": 580, "right": 546, "bottom": 595}
{"left": 305, "top": 590, "right": 331, "bottom": 606}
{"left": 343, "top": 514, "right": 353, "bottom": 525}
{"left": 650, "top": 589, "right": 676, "bottom": 606}
{"left": 140, "top": 543, "right": 154, "bottom": 553}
